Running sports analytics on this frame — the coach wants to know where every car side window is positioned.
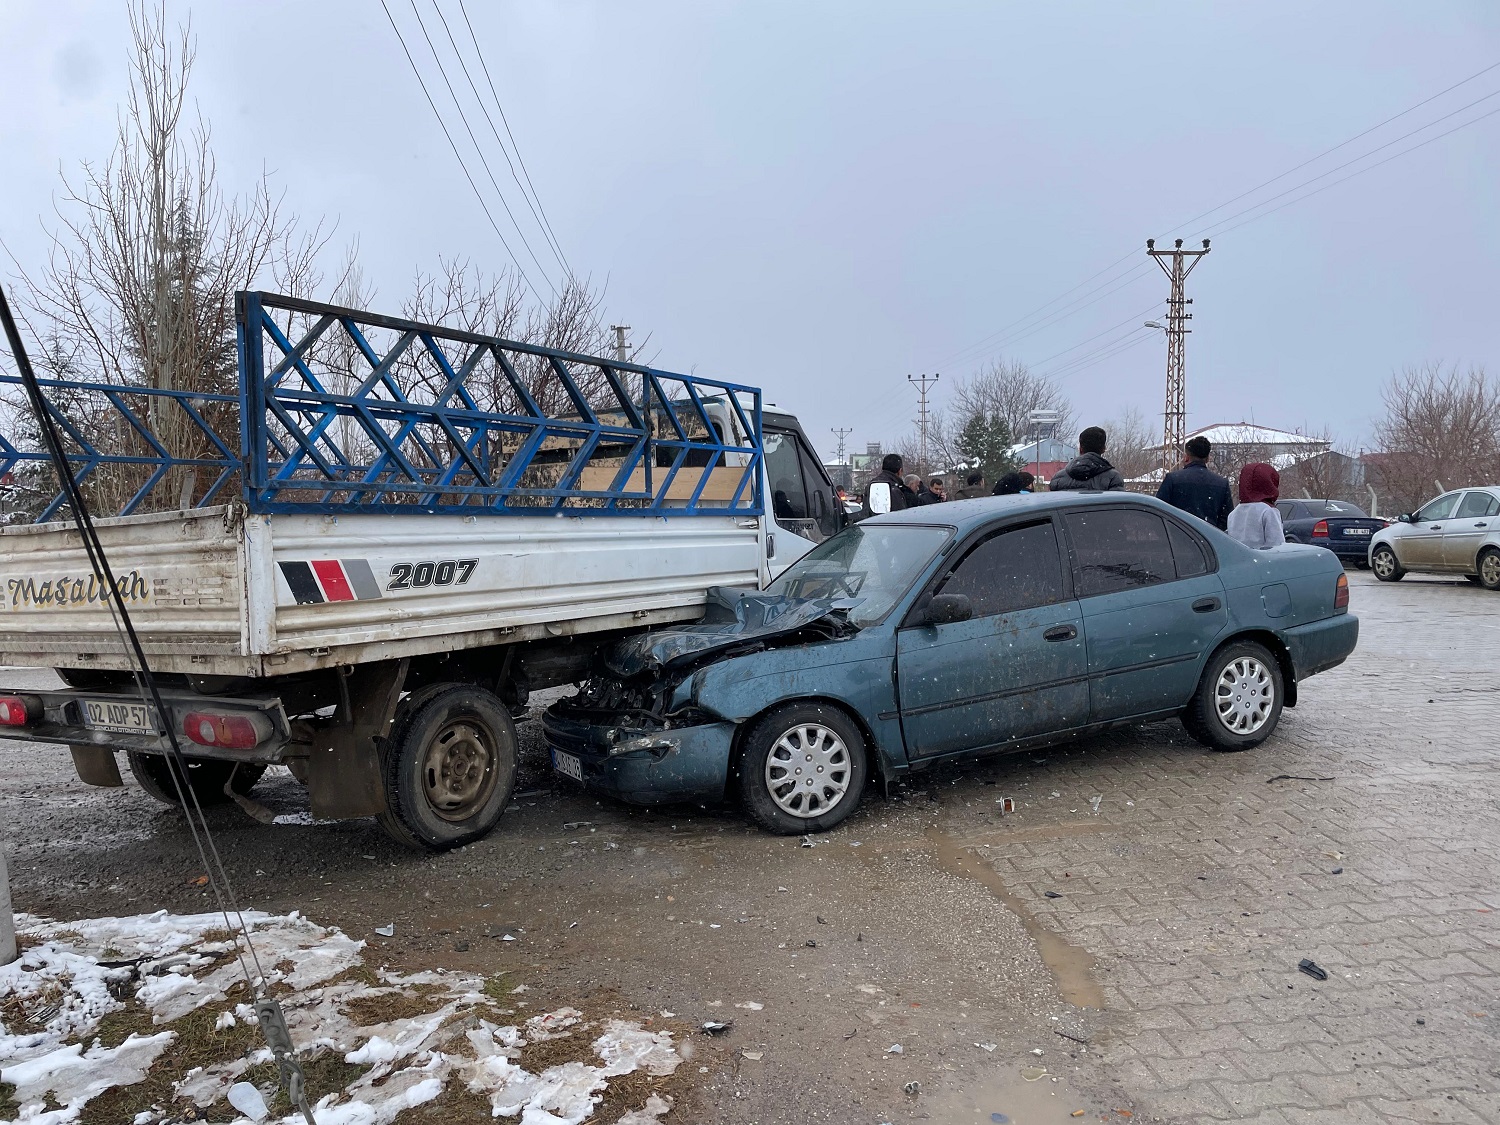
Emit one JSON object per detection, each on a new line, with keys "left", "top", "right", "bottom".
{"left": 1064, "top": 509, "right": 1178, "bottom": 597}
{"left": 1415, "top": 493, "right": 1460, "bottom": 522}
{"left": 937, "top": 520, "right": 1066, "bottom": 617}
{"left": 1165, "top": 520, "right": 1213, "bottom": 578}
{"left": 1456, "top": 491, "right": 1500, "bottom": 519}
{"left": 1276, "top": 502, "right": 1294, "bottom": 519}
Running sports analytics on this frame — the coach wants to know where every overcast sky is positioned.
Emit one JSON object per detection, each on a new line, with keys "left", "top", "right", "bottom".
{"left": 3, "top": 0, "right": 1498, "bottom": 461}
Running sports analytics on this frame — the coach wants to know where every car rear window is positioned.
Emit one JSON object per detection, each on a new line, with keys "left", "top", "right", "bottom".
{"left": 1064, "top": 509, "right": 1177, "bottom": 597}
{"left": 1304, "top": 500, "right": 1366, "bottom": 518}
{"left": 1456, "top": 492, "right": 1500, "bottom": 519}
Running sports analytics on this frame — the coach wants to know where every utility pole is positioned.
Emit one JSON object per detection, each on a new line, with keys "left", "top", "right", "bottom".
{"left": 610, "top": 324, "right": 631, "bottom": 364}
{"left": 830, "top": 427, "right": 853, "bottom": 463}
{"left": 907, "top": 373, "right": 940, "bottom": 471}
{"left": 1146, "top": 238, "right": 1210, "bottom": 474}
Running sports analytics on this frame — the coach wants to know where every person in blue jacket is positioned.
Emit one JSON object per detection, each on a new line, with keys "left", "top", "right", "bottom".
{"left": 1157, "top": 435, "right": 1233, "bottom": 530}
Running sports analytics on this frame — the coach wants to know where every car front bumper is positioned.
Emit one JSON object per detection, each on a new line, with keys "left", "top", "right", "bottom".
{"left": 1283, "top": 613, "right": 1359, "bottom": 680}
{"left": 540, "top": 710, "right": 737, "bottom": 806}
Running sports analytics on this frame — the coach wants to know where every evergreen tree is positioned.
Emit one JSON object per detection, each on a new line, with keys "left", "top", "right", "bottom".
{"left": 956, "top": 411, "right": 1020, "bottom": 483}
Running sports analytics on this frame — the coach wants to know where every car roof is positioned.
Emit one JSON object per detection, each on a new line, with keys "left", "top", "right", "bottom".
{"left": 866, "top": 490, "right": 1178, "bottom": 533}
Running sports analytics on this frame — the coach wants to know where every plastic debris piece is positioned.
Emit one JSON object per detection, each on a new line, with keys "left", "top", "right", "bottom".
{"left": 1044, "top": 891, "right": 1062, "bottom": 899}
{"left": 735, "top": 1001, "right": 764, "bottom": 1010}
{"left": 997, "top": 797, "right": 1015, "bottom": 813}
{"left": 1031, "top": 1048, "right": 1044, "bottom": 1055}
{"left": 702, "top": 1020, "right": 733, "bottom": 1036}
{"left": 1089, "top": 796, "right": 1101, "bottom": 814}
{"left": 1331, "top": 867, "right": 1344, "bottom": 875}
{"left": 1073, "top": 1112, "right": 1086, "bottom": 1118}
{"left": 1021, "top": 1066, "right": 1046, "bottom": 1081}
{"left": 742, "top": 1050, "right": 764, "bottom": 1061}
{"left": 904, "top": 1081, "right": 921, "bottom": 1095}
{"left": 1298, "top": 958, "right": 1329, "bottom": 981}
{"left": 991, "top": 1115, "right": 1010, "bottom": 1124}
{"left": 975, "top": 1042, "right": 997, "bottom": 1052}
{"left": 800, "top": 837, "right": 815, "bottom": 848}
{"left": 502, "top": 934, "right": 516, "bottom": 942}
{"left": 374, "top": 924, "right": 394, "bottom": 937}
{"left": 805, "top": 940, "right": 818, "bottom": 948}
{"left": 886, "top": 1043, "right": 903, "bottom": 1054}
{"left": 228, "top": 1082, "right": 268, "bottom": 1122}
{"left": 816, "top": 916, "right": 828, "bottom": 925}
{"left": 561, "top": 821, "right": 594, "bottom": 829}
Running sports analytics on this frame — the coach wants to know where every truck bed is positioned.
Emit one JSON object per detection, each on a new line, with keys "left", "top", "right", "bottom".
{"left": 0, "top": 505, "right": 760, "bottom": 677}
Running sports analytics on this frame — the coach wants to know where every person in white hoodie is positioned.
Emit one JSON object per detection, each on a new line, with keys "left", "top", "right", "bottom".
{"left": 1227, "top": 462, "right": 1285, "bottom": 549}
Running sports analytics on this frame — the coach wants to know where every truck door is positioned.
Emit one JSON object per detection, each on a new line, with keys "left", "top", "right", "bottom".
{"left": 763, "top": 428, "right": 843, "bottom": 578}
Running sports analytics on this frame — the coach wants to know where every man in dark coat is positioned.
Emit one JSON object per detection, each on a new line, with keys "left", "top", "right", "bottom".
{"left": 955, "top": 471, "right": 988, "bottom": 499}
{"left": 1157, "top": 435, "right": 1233, "bottom": 530}
{"left": 860, "top": 453, "right": 910, "bottom": 518}
{"left": 1050, "top": 427, "right": 1125, "bottom": 492}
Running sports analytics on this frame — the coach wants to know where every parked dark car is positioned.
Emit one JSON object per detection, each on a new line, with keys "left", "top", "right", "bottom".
{"left": 1277, "top": 499, "right": 1387, "bottom": 564}
{"left": 543, "top": 494, "right": 1359, "bottom": 834}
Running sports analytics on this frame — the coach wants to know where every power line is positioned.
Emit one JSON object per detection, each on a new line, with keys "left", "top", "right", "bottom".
{"left": 1024, "top": 304, "right": 1162, "bottom": 370}
{"left": 430, "top": 0, "right": 574, "bottom": 280}
{"left": 1039, "top": 330, "right": 1157, "bottom": 381}
{"left": 379, "top": 0, "right": 548, "bottom": 302}
{"left": 403, "top": 0, "right": 560, "bottom": 295}
{"left": 456, "top": 0, "right": 575, "bottom": 279}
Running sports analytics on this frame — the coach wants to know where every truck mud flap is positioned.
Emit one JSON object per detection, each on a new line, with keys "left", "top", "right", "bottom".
{"left": 69, "top": 745, "right": 123, "bottom": 787}
{"left": 306, "top": 659, "right": 408, "bottom": 820}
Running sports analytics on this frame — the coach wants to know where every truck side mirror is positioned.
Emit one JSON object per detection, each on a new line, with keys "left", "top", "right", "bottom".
{"left": 923, "top": 593, "right": 972, "bottom": 626}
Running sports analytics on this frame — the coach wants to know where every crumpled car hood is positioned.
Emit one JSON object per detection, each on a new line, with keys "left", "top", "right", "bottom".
{"left": 604, "top": 586, "right": 855, "bottom": 678}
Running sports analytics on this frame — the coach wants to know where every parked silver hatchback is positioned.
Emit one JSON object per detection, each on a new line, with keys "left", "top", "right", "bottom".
{"left": 1368, "top": 486, "right": 1500, "bottom": 589}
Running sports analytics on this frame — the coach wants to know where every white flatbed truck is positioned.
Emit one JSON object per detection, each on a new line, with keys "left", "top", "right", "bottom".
{"left": 0, "top": 292, "right": 843, "bottom": 848}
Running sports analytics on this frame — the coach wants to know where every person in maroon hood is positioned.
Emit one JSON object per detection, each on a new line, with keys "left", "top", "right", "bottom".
{"left": 1227, "top": 462, "right": 1285, "bottom": 549}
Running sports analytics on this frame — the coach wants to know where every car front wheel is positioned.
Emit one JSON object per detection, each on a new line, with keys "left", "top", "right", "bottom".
{"left": 738, "top": 703, "right": 867, "bottom": 835}
{"left": 1371, "top": 545, "right": 1404, "bottom": 582}
{"left": 1183, "top": 641, "right": 1285, "bottom": 752}
{"left": 1478, "top": 548, "right": 1500, "bottom": 591}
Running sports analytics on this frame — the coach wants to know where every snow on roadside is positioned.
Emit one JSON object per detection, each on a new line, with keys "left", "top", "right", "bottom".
{"left": 1, "top": 911, "right": 687, "bottom": 1125}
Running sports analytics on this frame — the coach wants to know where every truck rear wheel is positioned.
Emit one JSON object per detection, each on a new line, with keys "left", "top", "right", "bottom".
{"left": 376, "top": 685, "right": 517, "bottom": 851}
{"left": 127, "top": 753, "right": 266, "bottom": 807}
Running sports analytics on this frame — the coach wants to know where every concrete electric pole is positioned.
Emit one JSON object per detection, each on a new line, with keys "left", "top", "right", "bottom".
{"left": 610, "top": 325, "right": 631, "bottom": 365}
{"left": 1146, "top": 238, "right": 1210, "bottom": 473}
{"left": 907, "top": 373, "right": 940, "bottom": 471}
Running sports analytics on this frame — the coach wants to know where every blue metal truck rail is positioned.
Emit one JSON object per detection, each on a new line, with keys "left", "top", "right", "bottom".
{"left": 1, "top": 291, "right": 763, "bottom": 522}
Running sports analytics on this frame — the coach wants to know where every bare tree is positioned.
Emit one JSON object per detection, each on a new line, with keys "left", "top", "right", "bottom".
{"left": 1099, "top": 406, "right": 1155, "bottom": 485}
{"left": 1369, "top": 363, "right": 1500, "bottom": 515}
{"left": 951, "top": 358, "right": 1074, "bottom": 448}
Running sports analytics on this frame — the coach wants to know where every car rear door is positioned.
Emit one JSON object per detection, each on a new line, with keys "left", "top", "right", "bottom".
{"left": 1061, "top": 507, "right": 1227, "bottom": 723}
{"left": 896, "top": 518, "right": 1088, "bottom": 760}
{"left": 1443, "top": 490, "right": 1500, "bottom": 569}
{"left": 1400, "top": 492, "right": 1462, "bottom": 568}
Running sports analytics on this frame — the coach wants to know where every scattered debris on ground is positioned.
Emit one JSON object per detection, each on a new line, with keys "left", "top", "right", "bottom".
{"left": 0, "top": 911, "right": 691, "bottom": 1124}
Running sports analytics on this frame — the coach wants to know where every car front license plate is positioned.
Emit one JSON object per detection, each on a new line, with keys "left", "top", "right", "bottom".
{"left": 1343, "top": 528, "right": 1371, "bottom": 536}
{"left": 82, "top": 698, "right": 155, "bottom": 734}
{"left": 551, "top": 749, "right": 584, "bottom": 782}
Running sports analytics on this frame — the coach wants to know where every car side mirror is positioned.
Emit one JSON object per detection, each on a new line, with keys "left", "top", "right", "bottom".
{"left": 1397, "top": 513, "right": 1413, "bottom": 523}
{"left": 923, "top": 593, "right": 972, "bottom": 626}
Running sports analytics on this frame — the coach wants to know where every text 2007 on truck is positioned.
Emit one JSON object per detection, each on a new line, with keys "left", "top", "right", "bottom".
{"left": 0, "top": 292, "right": 842, "bottom": 849}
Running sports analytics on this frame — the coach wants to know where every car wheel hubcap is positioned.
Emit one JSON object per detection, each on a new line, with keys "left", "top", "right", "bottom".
{"left": 1483, "top": 554, "right": 1500, "bottom": 586}
{"left": 1214, "top": 656, "right": 1275, "bottom": 736}
{"left": 1373, "top": 550, "right": 1395, "bottom": 577}
{"left": 765, "top": 723, "right": 851, "bottom": 818}
{"left": 423, "top": 720, "right": 496, "bottom": 821}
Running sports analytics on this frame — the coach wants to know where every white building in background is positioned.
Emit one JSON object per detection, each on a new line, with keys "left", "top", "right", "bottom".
{"left": 1152, "top": 423, "right": 1330, "bottom": 468}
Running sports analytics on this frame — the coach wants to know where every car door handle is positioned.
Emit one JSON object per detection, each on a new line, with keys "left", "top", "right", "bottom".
{"left": 1476, "top": 522, "right": 1488, "bottom": 528}
{"left": 1429, "top": 525, "right": 1442, "bottom": 530}
{"left": 1192, "top": 597, "right": 1221, "bottom": 613}
{"left": 1043, "top": 625, "right": 1077, "bottom": 642}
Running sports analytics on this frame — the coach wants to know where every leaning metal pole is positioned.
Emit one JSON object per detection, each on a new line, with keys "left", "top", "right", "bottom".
{"left": 1147, "top": 238, "right": 1210, "bottom": 474}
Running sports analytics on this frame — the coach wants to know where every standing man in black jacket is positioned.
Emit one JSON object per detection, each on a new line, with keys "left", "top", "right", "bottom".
{"left": 1157, "top": 435, "right": 1233, "bottom": 530}
{"left": 861, "top": 453, "right": 911, "bottom": 518}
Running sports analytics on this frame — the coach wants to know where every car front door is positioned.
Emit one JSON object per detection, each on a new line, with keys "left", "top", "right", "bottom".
{"left": 1062, "top": 507, "right": 1228, "bottom": 723}
{"left": 1443, "top": 491, "right": 1500, "bottom": 570}
{"left": 1398, "top": 492, "right": 1462, "bottom": 568}
{"left": 896, "top": 518, "right": 1088, "bottom": 760}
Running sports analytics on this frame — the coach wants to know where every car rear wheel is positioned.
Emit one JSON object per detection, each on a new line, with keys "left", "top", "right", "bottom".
{"left": 1182, "top": 641, "right": 1284, "bottom": 752}
{"left": 377, "top": 685, "right": 517, "bottom": 851}
{"left": 1370, "top": 545, "right": 1404, "bottom": 582}
{"left": 738, "top": 703, "right": 867, "bottom": 835}
{"left": 128, "top": 753, "right": 266, "bottom": 807}
{"left": 1478, "top": 549, "right": 1500, "bottom": 591}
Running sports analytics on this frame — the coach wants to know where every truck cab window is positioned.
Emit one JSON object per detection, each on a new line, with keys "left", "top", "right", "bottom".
{"left": 765, "top": 431, "right": 809, "bottom": 521}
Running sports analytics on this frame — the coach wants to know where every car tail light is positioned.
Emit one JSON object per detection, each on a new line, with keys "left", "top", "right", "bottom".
{"left": 181, "top": 710, "right": 270, "bottom": 749}
{"left": 0, "top": 695, "right": 37, "bottom": 726}
{"left": 1312, "top": 520, "right": 1329, "bottom": 538}
{"left": 1334, "top": 572, "right": 1349, "bottom": 610}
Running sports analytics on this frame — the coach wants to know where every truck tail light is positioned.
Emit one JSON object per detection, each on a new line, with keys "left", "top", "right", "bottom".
{"left": 0, "top": 695, "right": 37, "bottom": 726}
{"left": 1312, "top": 520, "right": 1329, "bottom": 539}
{"left": 181, "top": 710, "right": 270, "bottom": 749}
{"left": 1334, "top": 572, "right": 1349, "bottom": 610}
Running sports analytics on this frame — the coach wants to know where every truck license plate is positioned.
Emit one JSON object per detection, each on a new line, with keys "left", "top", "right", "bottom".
{"left": 1343, "top": 528, "right": 1371, "bottom": 536}
{"left": 83, "top": 698, "right": 155, "bottom": 734}
{"left": 551, "top": 749, "right": 584, "bottom": 782}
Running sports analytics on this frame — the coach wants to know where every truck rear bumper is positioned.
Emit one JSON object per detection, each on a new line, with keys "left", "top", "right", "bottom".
{"left": 1284, "top": 613, "right": 1359, "bottom": 680}
{"left": 541, "top": 711, "right": 736, "bottom": 806}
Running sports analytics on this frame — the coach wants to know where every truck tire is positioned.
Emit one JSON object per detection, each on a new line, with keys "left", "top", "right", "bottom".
{"left": 376, "top": 685, "right": 517, "bottom": 851}
{"left": 127, "top": 753, "right": 266, "bottom": 807}
{"left": 738, "top": 703, "right": 867, "bottom": 835}
{"left": 1181, "top": 640, "right": 1284, "bottom": 752}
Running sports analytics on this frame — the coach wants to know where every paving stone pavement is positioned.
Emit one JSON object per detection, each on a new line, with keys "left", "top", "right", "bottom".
{"left": 939, "top": 571, "right": 1500, "bottom": 1123}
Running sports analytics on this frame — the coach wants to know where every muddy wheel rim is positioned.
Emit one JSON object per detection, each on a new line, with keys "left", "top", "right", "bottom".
{"left": 765, "top": 723, "right": 851, "bottom": 818}
{"left": 1214, "top": 656, "right": 1275, "bottom": 736}
{"left": 1482, "top": 553, "right": 1500, "bottom": 587}
{"left": 1372, "top": 548, "right": 1396, "bottom": 578}
{"left": 422, "top": 719, "right": 497, "bottom": 822}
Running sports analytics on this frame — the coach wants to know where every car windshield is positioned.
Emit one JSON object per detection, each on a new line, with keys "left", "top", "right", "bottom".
{"left": 1307, "top": 501, "right": 1366, "bottom": 517}
{"left": 766, "top": 524, "right": 949, "bottom": 627}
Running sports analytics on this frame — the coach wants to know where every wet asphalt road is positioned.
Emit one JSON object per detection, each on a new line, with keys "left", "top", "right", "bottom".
{"left": 3, "top": 570, "right": 1497, "bottom": 1123}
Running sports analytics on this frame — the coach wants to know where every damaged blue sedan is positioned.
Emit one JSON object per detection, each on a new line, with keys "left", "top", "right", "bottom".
{"left": 542, "top": 493, "right": 1358, "bottom": 834}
